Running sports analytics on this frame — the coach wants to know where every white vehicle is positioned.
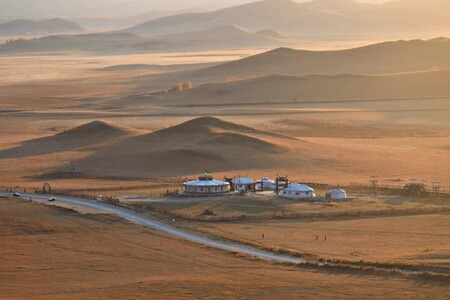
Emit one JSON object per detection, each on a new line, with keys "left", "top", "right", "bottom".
{"left": 48, "top": 197, "right": 56, "bottom": 202}
{"left": 13, "top": 192, "right": 21, "bottom": 197}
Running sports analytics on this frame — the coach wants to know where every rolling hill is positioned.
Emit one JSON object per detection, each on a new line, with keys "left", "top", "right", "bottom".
{"left": 0, "top": 18, "right": 84, "bottom": 35}
{"left": 190, "top": 38, "right": 450, "bottom": 79}
{"left": 154, "top": 69, "right": 450, "bottom": 105}
{"left": 0, "top": 120, "right": 143, "bottom": 159}
{"left": 50, "top": 117, "right": 296, "bottom": 178}
{"left": 129, "top": 38, "right": 450, "bottom": 91}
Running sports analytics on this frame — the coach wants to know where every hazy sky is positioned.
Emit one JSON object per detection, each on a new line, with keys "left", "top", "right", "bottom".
{"left": 153, "top": 0, "right": 391, "bottom": 10}
{"left": 0, "top": 0, "right": 394, "bottom": 17}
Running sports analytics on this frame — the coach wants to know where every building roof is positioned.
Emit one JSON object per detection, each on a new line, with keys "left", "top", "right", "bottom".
{"left": 327, "top": 189, "right": 346, "bottom": 193}
{"left": 284, "top": 183, "right": 315, "bottom": 192}
{"left": 184, "top": 180, "right": 229, "bottom": 187}
{"left": 261, "top": 177, "right": 274, "bottom": 181}
{"left": 232, "top": 177, "right": 255, "bottom": 185}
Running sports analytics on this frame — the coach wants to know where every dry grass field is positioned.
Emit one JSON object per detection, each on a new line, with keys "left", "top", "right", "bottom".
{"left": 181, "top": 213, "right": 450, "bottom": 267}
{"left": 0, "top": 49, "right": 449, "bottom": 188}
{"left": 125, "top": 193, "right": 449, "bottom": 271}
{"left": 133, "top": 192, "right": 447, "bottom": 220}
{"left": 1, "top": 197, "right": 449, "bottom": 299}
{"left": 1, "top": 40, "right": 449, "bottom": 298}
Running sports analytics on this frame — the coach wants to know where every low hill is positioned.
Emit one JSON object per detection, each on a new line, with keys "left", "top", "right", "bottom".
{"left": 0, "top": 18, "right": 84, "bottom": 35}
{"left": 0, "top": 120, "right": 142, "bottom": 159}
{"left": 0, "top": 32, "right": 148, "bottom": 53}
{"left": 57, "top": 120, "right": 140, "bottom": 137}
{"left": 154, "top": 69, "right": 450, "bottom": 105}
{"left": 58, "top": 117, "right": 297, "bottom": 178}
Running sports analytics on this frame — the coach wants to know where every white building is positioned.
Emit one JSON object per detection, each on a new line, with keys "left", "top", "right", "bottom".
{"left": 282, "top": 183, "right": 316, "bottom": 199}
{"left": 232, "top": 177, "right": 256, "bottom": 193}
{"left": 183, "top": 172, "right": 230, "bottom": 195}
{"left": 326, "top": 189, "right": 347, "bottom": 201}
{"left": 256, "top": 177, "right": 276, "bottom": 190}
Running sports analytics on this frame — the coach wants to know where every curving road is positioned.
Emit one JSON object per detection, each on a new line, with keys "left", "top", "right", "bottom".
{"left": 1, "top": 191, "right": 310, "bottom": 264}
{"left": 1, "top": 191, "right": 447, "bottom": 278}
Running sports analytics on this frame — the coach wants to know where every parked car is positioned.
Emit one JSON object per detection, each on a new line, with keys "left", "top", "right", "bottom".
{"left": 13, "top": 192, "right": 21, "bottom": 197}
{"left": 48, "top": 197, "right": 56, "bottom": 202}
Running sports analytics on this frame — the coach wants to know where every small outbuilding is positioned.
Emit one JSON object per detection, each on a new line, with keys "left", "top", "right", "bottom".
{"left": 326, "top": 189, "right": 347, "bottom": 201}
{"left": 184, "top": 172, "right": 230, "bottom": 195}
{"left": 282, "top": 183, "right": 316, "bottom": 199}
{"left": 232, "top": 177, "right": 256, "bottom": 193}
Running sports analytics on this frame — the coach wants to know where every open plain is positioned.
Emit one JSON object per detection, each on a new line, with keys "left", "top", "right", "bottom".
{"left": 1, "top": 197, "right": 449, "bottom": 299}
{"left": 1, "top": 1, "right": 450, "bottom": 298}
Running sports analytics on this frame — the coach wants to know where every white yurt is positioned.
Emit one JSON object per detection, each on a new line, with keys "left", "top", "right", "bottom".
{"left": 282, "top": 183, "right": 316, "bottom": 199}
{"left": 184, "top": 172, "right": 230, "bottom": 195}
{"left": 232, "top": 177, "right": 256, "bottom": 192}
{"left": 256, "top": 177, "right": 276, "bottom": 190}
{"left": 326, "top": 189, "right": 347, "bottom": 201}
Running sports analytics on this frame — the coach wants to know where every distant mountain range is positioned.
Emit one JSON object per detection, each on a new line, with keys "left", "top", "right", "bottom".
{"left": 1, "top": 0, "right": 448, "bottom": 40}
{"left": 0, "top": 18, "right": 84, "bottom": 35}
{"left": 137, "top": 25, "right": 293, "bottom": 52}
{"left": 0, "top": 25, "right": 292, "bottom": 53}
{"left": 71, "top": 8, "right": 203, "bottom": 31}
{"left": 0, "top": 0, "right": 246, "bottom": 18}
{"left": 121, "top": 0, "right": 450, "bottom": 39}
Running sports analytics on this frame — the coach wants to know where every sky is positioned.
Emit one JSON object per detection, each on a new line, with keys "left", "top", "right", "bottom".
{"left": 0, "top": 0, "right": 393, "bottom": 18}
{"left": 138, "top": 0, "right": 391, "bottom": 10}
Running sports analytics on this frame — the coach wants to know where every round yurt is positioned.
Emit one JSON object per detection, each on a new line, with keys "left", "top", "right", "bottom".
{"left": 326, "top": 189, "right": 347, "bottom": 201}
{"left": 282, "top": 183, "right": 316, "bottom": 199}
{"left": 183, "top": 172, "right": 230, "bottom": 195}
{"left": 256, "top": 177, "right": 276, "bottom": 190}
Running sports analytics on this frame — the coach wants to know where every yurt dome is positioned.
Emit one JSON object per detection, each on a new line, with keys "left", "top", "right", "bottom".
{"left": 282, "top": 183, "right": 316, "bottom": 199}
{"left": 183, "top": 172, "right": 230, "bottom": 195}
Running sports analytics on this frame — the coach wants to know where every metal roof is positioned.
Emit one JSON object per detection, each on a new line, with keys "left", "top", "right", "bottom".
{"left": 284, "top": 183, "right": 315, "bottom": 192}
{"left": 232, "top": 177, "right": 255, "bottom": 185}
{"left": 327, "top": 189, "right": 346, "bottom": 193}
{"left": 184, "top": 180, "right": 230, "bottom": 187}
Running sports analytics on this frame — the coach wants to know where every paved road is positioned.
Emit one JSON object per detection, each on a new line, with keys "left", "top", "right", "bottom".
{"left": 1, "top": 191, "right": 310, "bottom": 264}
{"left": 2, "top": 191, "right": 446, "bottom": 278}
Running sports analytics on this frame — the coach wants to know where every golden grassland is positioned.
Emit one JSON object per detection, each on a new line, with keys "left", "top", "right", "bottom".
{"left": 1, "top": 197, "right": 449, "bottom": 299}
{"left": 0, "top": 47, "right": 449, "bottom": 298}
